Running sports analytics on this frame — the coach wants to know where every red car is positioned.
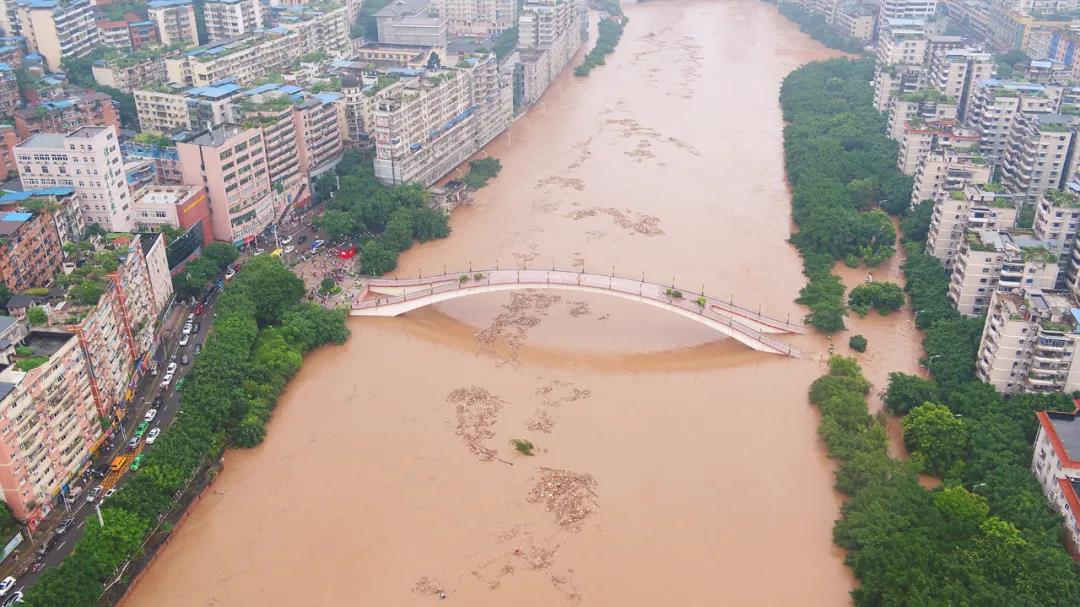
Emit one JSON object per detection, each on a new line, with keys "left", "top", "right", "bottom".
{"left": 194, "top": 304, "right": 204, "bottom": 315}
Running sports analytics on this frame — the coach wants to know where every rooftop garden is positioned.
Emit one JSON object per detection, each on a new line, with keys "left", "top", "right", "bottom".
{"left": 104, "top": 43, "right": 189, "bottom": 69}
{"left": 1022, "top": 245, "right": 1058, "bottom": 264}
{"left": 964, "top": 231, "right": 995, "bottom": 252}
{"left": 364, "top": 74, "right": 400, "bottom": 97}
{"left": 949, "top": 190, "right": 965, "bottom": 200}
{"left": 238, "top": 95, "right": 296, "bottom": 113}
{"left": 900, "top": 88, "right": 956, "bottom": 104}
{"left": 1040, "top": 319, "right": 1074, "bottom": 333}
{"left": 990, "top": 196, "right": 1013, "bottom": 209}
{"left": 132, "top": 131, "right": 175, "bottom": 148}
{"left": 982, "top": 182, "right": 1004, "bottom": 192}
{"left": 1041, "top": 120, "right": 1075, "bottom": 132}
{"left": 1045, "top": 188, "right": 1080, "bottom": 208}
{"left": 56, "top": 231, "right": 131, "bottom": 306}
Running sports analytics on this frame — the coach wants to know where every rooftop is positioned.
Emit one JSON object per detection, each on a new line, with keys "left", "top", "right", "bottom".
{"left": 1043, "top": 409, "right": 1080, "bottom": 464}
{"left": 22, "top": 330, "right": 72, "bottom": 358}
{"left": 189, "top": 124, "right": 250, "bottom": 147}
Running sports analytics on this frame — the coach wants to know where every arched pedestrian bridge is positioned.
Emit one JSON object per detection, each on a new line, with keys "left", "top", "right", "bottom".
{"left": 350, "top": 269, "right": 804, "bottom": 357}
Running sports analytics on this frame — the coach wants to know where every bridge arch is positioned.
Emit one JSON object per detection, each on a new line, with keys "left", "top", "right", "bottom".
{"left": 350, "top": 269, "right": 803, "bottom": 357}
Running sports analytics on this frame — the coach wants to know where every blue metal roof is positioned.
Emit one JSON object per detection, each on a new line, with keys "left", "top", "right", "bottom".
{"left": 1, "top": 212, "right": 31, "bottom": 222}
{"left": 0, "top": 187, "right": 75, "bottom": 203}
{"left": 186, "top": 82, "right": 242, "bottom": 98}
{"left": 147, "top": 0, "right": 192, "bottom": 6}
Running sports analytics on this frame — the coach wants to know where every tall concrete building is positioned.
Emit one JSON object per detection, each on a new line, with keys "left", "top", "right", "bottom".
{"left": 1032, "top": 409, "right": 1080, "bottom": 554}
{"left": 926, "top": 183, "right": 1016, "bottom": 268}
{"left": 909, "top": 148, "right": 991, "bottom": 208}
{"left": 15, "top": 0, "right": 97, "bottom": 71}
{"left": 949, "top": 229, "right": 1060, "bottom": 316}
{"left": 880, "top": 0, "right": 938, "bottom": 20}
{"left": 203, "top": 0, "right": 264, "bottom": 42}
{"left": 0, "top": 204, "right": 65, "bottom": 292}
{"left": 514, "top": 0, "right": 583, "bottom": 109}
{"left": 13, "top": 90, "right": 119, "bottom": 140}
{"left": 176, "top": 125, "right": 275, "bottom": 243}
{"left": 135, "top": 80, "right": 244, "bottom": 133}
{"left": 999, "top": 112, "right": 1080, "bottom": 204}
{"left": 148, "top": 0, "right": 199, "bottom": 46}
{"left": 430, "top": 0, "right": 514, "bottom": 36}
{"left": 0, "top": 326, "right": 103, "bottom": 523}
{"left": 373, "top": 53, "right": 512, "bottom": 186}
{"left": 897, "top": 118, "right": 979, "bottom": 175}
{"left": 873, "top": 19, "right": 929, "bottom": 113}
{"left": 293, "top": 92, "right": 345, "bottom": 177}
{"left": 927, "top": 47, "right": 992, "bottom": 121}
{"left": 375, "top": 0, "right": 447, "bottom": 46}
{"left": 14, "top": 126, "right": 134, "bottom": 232}
{"left": 966, "top": 80, "right": 1060, "bottom": 165}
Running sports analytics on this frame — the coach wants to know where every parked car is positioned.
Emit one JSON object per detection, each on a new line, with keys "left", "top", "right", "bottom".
{"left": 145, "top": 427, "right": 161, "bottom": 444}
{"left": 194, "top": 343, "right": 202, "bottom": 355}
{"left": 193, "top": 323, "right": 201, "bottom": 334}
{"left": 0, "top": 576, "right": 15, "bottom": 596}
{"left": 55, "top": 517, "right": 74, "bottom": 535}
{"left": 104, "top": 488, "right": 117, "bottom": 499}
{"left": 179, "top": 334, "right": 190, "bottom": 347}
{"left": 182, "top": 323, "right": 193, "bottom": 335}
{"left": 86, "top": 486, "right": 103, "bottom": 503}
{"left": 187, "top": 313, "right": 194, "bottom": 321}
{"left": 166, "top": 362, "right": 177, "bottom": 375}
{"left": 195, "top": 303, "right": 204, "bottom": 315}
{"left": 281, "top": 235, "right": 293, "bottom": 245}
{"left": 311, "top": 239, "right": 326, "bottom": 251}
{"left": 160, "top": 373, "right": 173, "bottom": 388}
{"left": 127, "top": 437, "right": 140, "bottom": 450}
{"left": 253, "top": 248, "right": 265, "bottom": 256}
{"left": 224, "top": 268, "right": 236, "bottom": 281}
{"left": 144, "top": 408, "right": 158, "bottom": 423}
{"left": 298, "top": 235, "right": 309, "bottom": 244}
{"left": 4, "top": 590, "right": 24, "bottom": 605}
{"left": 149, "top": 361, "right": 158, "bottom": 376}
{"left": 135, "top": 421, "right": 149, "bottom": 437}
{"left": 284, "top": 245, "right": 295, "bottom": 254}
{"left": 129, "top": 455, "right": 144, "bottom": 471}
{"left": 181, "top": 354, "right": 189, "bottom": 365}
{"left": 175, "top": 377, "right": 187, "bottom": 392}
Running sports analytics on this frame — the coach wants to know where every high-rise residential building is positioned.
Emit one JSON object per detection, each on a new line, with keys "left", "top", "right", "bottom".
{"left": 925, "top": 183, "right": 1016, "bottom": 268}
{"left": 927, "top": 47, "right": 993, "bottom": 121}
{"left": 373, "top": 53, "right": 512, "bottom": 186}
{"left": 514, "top": 0, "right": 583, "bottom": 109}
{"left": 0, "top": 125, "right": 18, "bottom": 179}
{"left": 887, "top": 89, "right": 958, "bottom": 141}
{"left": 14, "top": 126, "right": 134, "bottom": 232}
{"left": 1002, "top": 0, "right": 1080, "bottom": 14}
{"left": 1032, "top": 409, "right": 1080, "bottom": 553}
{"left": 92, "top": 53, "right": 169, "bottom": 94}
{"left": 976, "top": 289, "right": 1080, "bottom": 395}
{"left": 0, "top": 63, "right": 17, "bottom": 116}
{"left": 147, "top": 0, "right": 198, "bottom": 46}
{"left": 0, "top": 203, "right": 64, "bottom": 292}
{"left": 95, "top": 18, "right": 133, "bottom": 52}
{"left": 15, "top": 0, "right": 97, "bottom": 71}
{"left": 0, "top": 187, "right": 84, "bottom": 245}
{"left": 835, "top": 4, "right": 875, "bottom": 43}
{"left": 909, "top": 148, "right": 991, "bottom": 208}
{"left": 293, "top": 92, "right": 344, "bottom": 177}
{"left": 135, "top": 81, "right": 243, "bottom": 132}
{"left": 966, "top": 80, "right": 1060, "bottom": 164}
{"left": 897, "top": 118, "right": 980, "bottom": 175}
{"left": 203, "top": 0, "right": 264, "bottom": 42}
{"left": 131, "top": 184, "right": 211, "bottom": 241}
{"left": 164, "top": 30, "right": 307, "bottom": 87}
{"left": 0, "top": 325, "right": 103, "bottom": 523}
{"left": 949, "top": 229, "right": 1060, "bottom": 316}
{"left": 879, "top": 0, "right": 937, "bottom": 20}
{"left": 1033, "top": 188, "right": 1080, "bottom": 255}
{"left": 999, "top": 112, "right": 1080, "bottom": 204}
{"left": 339, "top": 74, "right": 377, "bottom": 144}
{"left": 374, "top": 0, "right": 446, "bottom": 46}
{"left": 234, "top": 87, "right": 309, "bottom": 215}
{"left": 176, "top": 125, "right": 275, "bottom": 243}
{"left": 12, "top": 90, "right": 119, "bottom": 140}
{"left": 430, "top": 0, "right": 514, "bottom": 36}
{"left": 873, "top": 19, "right": 928, "bottom": 113}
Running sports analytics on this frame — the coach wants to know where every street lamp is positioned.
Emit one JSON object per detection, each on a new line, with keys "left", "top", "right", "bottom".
{"left": 922, "top": 354, "right": 942, "bottom": 369}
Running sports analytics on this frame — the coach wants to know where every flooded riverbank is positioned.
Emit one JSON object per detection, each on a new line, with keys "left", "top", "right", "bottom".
{"left": 122, "top": 1, "right": 922, "bottom": 604}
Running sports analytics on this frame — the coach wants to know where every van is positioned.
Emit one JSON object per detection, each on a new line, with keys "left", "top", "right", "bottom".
{"left": 110, "top": 456, "right": 126, "bottom": 472}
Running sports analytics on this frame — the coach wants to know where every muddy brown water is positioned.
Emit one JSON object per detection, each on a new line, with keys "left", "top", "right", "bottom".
{"left": 122, "top": 1, "right": 924, "bottom": 605}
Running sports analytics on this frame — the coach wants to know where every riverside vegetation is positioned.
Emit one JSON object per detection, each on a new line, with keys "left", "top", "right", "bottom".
{"left": 24, "top": 257, "right": 349, "bottom": 605}
{"left": 781, "top": 57, "right": 913, "bottom": 331}
{"left": 574, "top": 0, "right": 626, "bottom": 77}
{"left": 785, "top": 53, "right": 1080, "bottom": 604}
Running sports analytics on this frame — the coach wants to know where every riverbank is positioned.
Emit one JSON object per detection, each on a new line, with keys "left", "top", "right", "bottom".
{"left": 23, "top": 258, "right": 349, "bottom": 605}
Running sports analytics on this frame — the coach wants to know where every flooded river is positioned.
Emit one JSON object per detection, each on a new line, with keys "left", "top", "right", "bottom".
{"left": 123, "top": 1, "right": 924, "bottom": 605}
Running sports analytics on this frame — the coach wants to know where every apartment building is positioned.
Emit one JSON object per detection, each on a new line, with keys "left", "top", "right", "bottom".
{"left": 910, "top": 148, "right": 991, "bottom": 207}
{"left": 950, "top": 229, "right": 1060, "bottom": 316}
{"left": 203, "top": 0, "right": 263, "bottom": 42}
{"left": 0, "top": 125, "right": 17, "bottom": 179}
{"left": 272, "top": 3, "right": 351, "bottom": 57}
{"left": 966, "top": 80, "right": 1060, "bottom": 164}
{"left": 926, "top": 184, "right": 1016, "bottom": 267}
{"left": 999, "top": 112, "right": 1080, "bottom": 204}
{"left": 1033, "top": 409, "right": 1080, "bottom": 554}
{"left": 515, "top": 0, "right": 582, "bottom": 109}
{"left": 177, "top": 125, "right": 275, "bottom": 243}
{"left": 988, "top": 7, "right": 1080, "bottom": 52}
{"left": 147, "top": 0, "right": 198, "bottom": 46}
{"left": 927, "top": 47, "right": 992, "bottom": 121}
{"left": 121, "top": 140, "right": 183, "bottom": 185}
{"left": 131, "top": 183, "right": 210, "bottom": 238}
{"left": 74, "top": 233, "right": 172, "bottom": 421}
{"left": 164, "top": 30, "right": 305, "bottom": 87}
{"left": 293, "top": 92, "right": 344, "bottom": 177}
{"left": 0, "top": 327, "right": 102, "bottom": 522}
{"left": 373, "top": 53, "right": 512, "bottom": 186}
{"left": 375, "top": 0, "right": 446, "bottom": 46}
{"left": 879, "top": 0, "right": 937, "bottom": 20}
{"left": 835, "top": 5, "right": 875, "bottom": 43}
{"left": 15, "top": 0, "right": 96, "bottom": 71}
{"left": 92, "top": 54, "right": 168, "bottom": 94}
{"left": 976, "top": 289, "right": 1080, "bottom": 396}
{"left": 95, "top": 19, "right": 133, "bottom": 52}
{"left": 0, "top": 63, "right": 15, "bottom": 117}
{"left": 135, "top": 81, "right": 243, "bottom": 132}
{"left": 12, "top": 90, "right": 119, "bottom": 140}
{"left": 234, "top": 87, "right": 308, "bottom": 214}
{"left": 887, "top": 89, "right": 958, "bottom": 141}
{"left": 0, "top": 204, "right": 63, "bottom": 292}
{"left": 129, "top": 19, "right": 158, "bottom": 49}
{"left": 1033, "top": 188, "right": 1080, "bottom": 256}
{"left": 0, "top": 187, "right": 83, "bottom": 246}
{"left": 339, "top": 74, "right": 377, "bottom": 143}
{"left": 897, "top": 118, "right": 980, "bottom": 175}
{"left": 873, "top": 19, "right": 929, "bottom": 112}
{"left": 14, "top": 126, "right": 134, "bottom": 232}
{"left": 430, "top": 0, "right": 514, "bottom": 36}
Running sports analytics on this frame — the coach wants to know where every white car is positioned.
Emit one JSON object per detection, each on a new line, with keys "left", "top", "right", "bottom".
{"left": 104, "top": 489, "right": 117, "bottom": 500}
{"left": 187, "top": 313, "right": 194, "bottom": 321}
{"left": 166, "top": 362, "right": 177, "bottom": 375}
{"left": 224, "top": 268, "right": 236, "bottom": 280}
{"left": 280, "top": 235, "right": 293, "bottom": 245}
{"left": 160, "top": 373, "right": 173, "bottom": 388}
{"left": 253, "top": 248, "right": 265, "bottom": 256}
{"left": 5, "top": 590, "right": 23, "bottom": 604}
{"left": 312, "top": 239, "right": 326, "bottom": 249}
{"left": 179, "top": 334, "right": 190, "bottom": 347}
{"left": 283, "top": 245, "right": 295, "bottom": 254}
{"left": 145, "top": 427, "right": 161, "bottom": 444}
{"left": 0, "top": 576, "right": 15, "bottom": 596}
{"left": 182, "top": 323, "right": 193, "bottom": 335}
{"left": 144, "top": 408, "right": 158, "bottom": 422}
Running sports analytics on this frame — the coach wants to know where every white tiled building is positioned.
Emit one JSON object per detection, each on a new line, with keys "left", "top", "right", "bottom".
{"left": 1032, "top": 408, "right": 1080, "bottom": 555}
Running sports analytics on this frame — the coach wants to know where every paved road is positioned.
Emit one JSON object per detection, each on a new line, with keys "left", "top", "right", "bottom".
{"left": 8, "top": 292, "right": 220, "bottom": 595}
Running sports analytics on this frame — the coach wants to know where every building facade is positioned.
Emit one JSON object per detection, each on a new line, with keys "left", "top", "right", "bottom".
{"left": 147, "top": 0, "right": 199, "bottom": 46}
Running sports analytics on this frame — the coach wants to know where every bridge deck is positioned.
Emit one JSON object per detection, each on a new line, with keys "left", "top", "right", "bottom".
{"left": 355, "top": 269, "right": 803, "bottom": 357}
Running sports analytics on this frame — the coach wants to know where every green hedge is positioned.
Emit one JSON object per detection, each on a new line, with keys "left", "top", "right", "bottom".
{"left": 24, "top": 257, "right": 349, "bottom": 606}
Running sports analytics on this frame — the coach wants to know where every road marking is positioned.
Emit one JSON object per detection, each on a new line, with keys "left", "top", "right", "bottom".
{"left": 77, "top": 520, "right": 84, "bottom": 528}
{"left": 55, "top": 541, "right": 65, "bottom": 550}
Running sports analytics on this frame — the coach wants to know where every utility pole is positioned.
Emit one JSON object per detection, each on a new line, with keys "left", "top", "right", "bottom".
{"left": 95, "top": 503, "right": 104, "bottom": 528}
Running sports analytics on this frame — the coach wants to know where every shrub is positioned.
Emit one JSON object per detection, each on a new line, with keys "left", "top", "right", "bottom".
{"left": 849, "top": 334, "right": 867, "bottom": 352}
